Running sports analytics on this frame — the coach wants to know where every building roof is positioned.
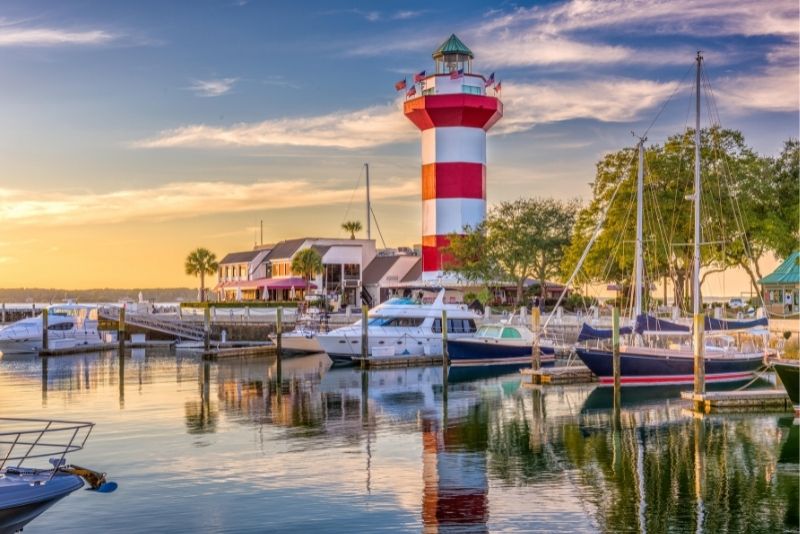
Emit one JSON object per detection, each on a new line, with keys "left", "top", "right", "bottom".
{"left": 310, "top": 245, "right": 331, "bottom": 258}
{"left": 759, "top": 252, "right": 800, "bottom": 285}
{"left": 400, "top": 258, "right": 423, "bottom": 283}
{"left": 265, "top": 238, "right": 308, "bottom": 261}
{"left": 362, "top": 256, "right": 402, "bottom": 285}
{"left": 433, "top": 34, "right": 473, "bottom": 59}
{"left": 219, "top": 250, "right": 262, "bottom": 264}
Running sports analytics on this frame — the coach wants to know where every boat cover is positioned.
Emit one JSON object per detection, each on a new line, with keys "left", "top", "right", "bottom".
{"left": 577, "top": 323, "right": 633, "bottom": 341}
{"left": 704, "top": 316, "right": 768, "bottom": 331}
{"left": 634, "top": 314, "right": 690, "bottom": 334}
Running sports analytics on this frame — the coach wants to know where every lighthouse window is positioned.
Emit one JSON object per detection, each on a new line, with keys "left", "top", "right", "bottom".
{"left": 462, "top": 85, "right": 481, "bottom": 95}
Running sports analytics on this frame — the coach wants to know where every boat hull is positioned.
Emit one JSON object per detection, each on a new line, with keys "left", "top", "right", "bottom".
{"left": 447, "top": 339, "right": 555, "bottom": 366}
{"left": 575, "top": 347, "right": 764, "bottom": 386}
{"left": 274, "top": 332, "right": 323, "bottom": 355}
{"left": 0, "top": 471, "right": 84, "bottom": 533}
{"left": 772, "top": 360, "right": 800, "bottom": 411}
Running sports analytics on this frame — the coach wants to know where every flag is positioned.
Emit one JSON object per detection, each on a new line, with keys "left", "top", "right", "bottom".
{"left": 495, "top": 80, "right": 502, "bottom": 93}
{"left": 394, "top": 78, "right": 407, "bottom": 91}
{"left": 484, "top": 72, "right": 495, "bottom": 87}
{"left": 450, "top": 68, "right": 464, "bottom": 80}
{"left": 413, "top": 70, "right": 426, "bottom": 83}
{"left": 406, "top": 85, "right": 416, "bottom": 97}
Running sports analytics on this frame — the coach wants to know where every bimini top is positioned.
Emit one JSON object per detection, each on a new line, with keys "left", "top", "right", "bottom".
{"left": 759, "top": 251, "right": 800, "bottom": 285}
{"left": 432, "top": 34, "right": 473, "bottom": 59}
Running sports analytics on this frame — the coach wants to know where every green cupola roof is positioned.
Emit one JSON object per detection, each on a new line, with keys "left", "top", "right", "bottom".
{"left": 432, "top": 34, "right": 473, "bottom": 59}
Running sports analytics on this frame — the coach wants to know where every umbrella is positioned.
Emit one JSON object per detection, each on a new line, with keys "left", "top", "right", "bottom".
{"left": 290, "top": 286, "right": 296, "bottom": 300}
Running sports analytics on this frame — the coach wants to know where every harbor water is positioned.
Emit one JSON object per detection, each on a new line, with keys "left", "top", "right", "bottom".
{"left": 0, "top": 349, "right": 796, "bottom": 533}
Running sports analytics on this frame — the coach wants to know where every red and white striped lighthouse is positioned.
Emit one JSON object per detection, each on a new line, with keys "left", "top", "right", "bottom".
{"left": 404, "top": 34, "right": 503, "bottom": 281}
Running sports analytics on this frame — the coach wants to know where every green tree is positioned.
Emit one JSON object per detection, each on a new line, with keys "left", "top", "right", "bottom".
{"left": 184, "top": 247, "right": 218, "bottom": 302}
{"left": 341, "top": 220, "right": 362, "bottom": 239}
{"left": 291, "top": 248, "right": 323, "bottom": 298}
{"left": 562, "top": 128, "right": 790, "bottom": 309}
{"left": 446, "top": 197, "right": 578, "bottom": 304}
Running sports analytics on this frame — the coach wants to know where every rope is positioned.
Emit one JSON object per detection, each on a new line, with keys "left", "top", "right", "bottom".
{"left": 340, "top": 166, "right": 364, "bottom": 228}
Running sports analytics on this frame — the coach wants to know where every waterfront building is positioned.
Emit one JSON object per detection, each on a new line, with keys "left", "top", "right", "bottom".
{"left": 403, "top": 34, "right": 503, "bottom": 281}
{"left": 214, "top": 237, "right": 377, "bottom": 305}
{"left": 759, "top": 251, "right": 799, "bottom": 316}
{"left": 361, "top": 254, "right": 422, "bottom": 305}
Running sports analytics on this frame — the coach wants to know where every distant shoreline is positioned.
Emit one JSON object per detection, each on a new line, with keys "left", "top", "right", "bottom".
{"left": 0, "top": 287, "right": 197, "bottom": 303}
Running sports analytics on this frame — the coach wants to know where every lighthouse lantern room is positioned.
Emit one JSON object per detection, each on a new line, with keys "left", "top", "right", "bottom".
{"left": 404, "top": 34, "right": 503, "bottom": 281}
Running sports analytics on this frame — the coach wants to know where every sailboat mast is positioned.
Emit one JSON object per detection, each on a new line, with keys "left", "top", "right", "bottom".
{"left": 693, "top": 52, "right": 702, "bottom": 317}
{"left": 365, "top": 163, "right": 371, "bottom": 240}
{"left": 634, "top": 138, "right": 645, "bottom": 320}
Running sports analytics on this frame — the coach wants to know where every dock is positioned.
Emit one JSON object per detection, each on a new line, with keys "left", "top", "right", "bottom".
{"left": 39, "top": 340, "right": 173, "bottom": 356}
{"left": 521, "top": 365, "right": 596, "bottom": 385}
{"left": 681, "top": 389, "right": 793, "bottom": 413}
{"left": 351, "top": 355, "right": 444, "bottom": 368}
{"left": 202, "top": 343, "right": 276, "bottom": 360}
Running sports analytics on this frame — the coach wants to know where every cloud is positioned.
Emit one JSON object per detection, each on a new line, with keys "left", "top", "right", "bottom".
{"left": 188, "top": 78, "right": 239, "bottom": 97}
{"left": 135, "top": 99, "right": 416, "bottom": 149}
{"left": 495, "top": 78, "right": 680, "bottom": 134}
{"left": 0, "top": 26, "right": 114, "bottom": 46}
{"left": 0, "top": 178, "right": 418, "bottom": 227}
{"left": 714, "top": 40, "right": 800, "bottom": 113}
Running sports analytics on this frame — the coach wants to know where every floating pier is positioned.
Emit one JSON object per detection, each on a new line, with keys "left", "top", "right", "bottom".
{"left": 521, "top": 365, "right": 596, "bottom": 385}
{"left": 39, "top": 340, "right": 174, "bottom": 356}
{"left": 681, "top": 389, "right": 792, "bottom": 413}
{"left": 351, "top": 355, "right": 444, "bottom": 369}
{"left": 202, "top": 343, "right": 276, "bottom": 360}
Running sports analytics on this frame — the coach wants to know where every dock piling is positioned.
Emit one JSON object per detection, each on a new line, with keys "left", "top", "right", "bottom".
{"left": 1, "top": 302, "right": 5, "bottom": 324}
{"left": 441, "top": 309, "right": 448, "bottom": 364}
{"left": 531, "top": 307, "right": 541, "bottom": 371}
{"left": 276, "top": 307, "right": 283, "bottom": 380}
{"left": 693, "top": 313, "right": 705, "bottom": 411}
{"left": 41, "top": 308, "right": 48, "bottom": 351}
{"left": 612, "top": 307, "right": 620, "bottom": 391}
{"left": 360, "top": 305, "right": 369, "bottom": 369}
{"left": 203, "top": 304, "right": 211, "bottom": 351}
{"left": 118, "top": 306, "right": 126, "bottom": 352}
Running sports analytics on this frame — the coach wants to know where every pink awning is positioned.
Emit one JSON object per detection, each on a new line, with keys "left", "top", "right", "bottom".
{"left": 260, "top": 277, "right": 316, "bottom": 290}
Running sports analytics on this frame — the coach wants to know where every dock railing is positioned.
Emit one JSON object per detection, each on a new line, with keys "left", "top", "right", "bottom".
{"left": 0, "top": 418, "right": 94, "bottom": 477}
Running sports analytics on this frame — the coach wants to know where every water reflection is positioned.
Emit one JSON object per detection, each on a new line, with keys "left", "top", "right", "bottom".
{"left": 0, "top": 349, "right": 796, "bottom": 532}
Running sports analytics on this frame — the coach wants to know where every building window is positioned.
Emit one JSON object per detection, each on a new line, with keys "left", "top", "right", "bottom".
{"left": 325, "top": 264, "right": 341, "bottom": 287}
{"left": 344, "top": 264, "right": 360, "bottom": 280}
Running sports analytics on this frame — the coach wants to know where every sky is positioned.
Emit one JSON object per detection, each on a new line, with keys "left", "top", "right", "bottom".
{"left": 0, "top": 0, "right": 797, "bottom": 290}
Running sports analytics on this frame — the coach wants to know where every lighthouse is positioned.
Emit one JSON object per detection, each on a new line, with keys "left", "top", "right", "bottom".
{"left": 404, "top": 34, "right": 503, "bottom": 281}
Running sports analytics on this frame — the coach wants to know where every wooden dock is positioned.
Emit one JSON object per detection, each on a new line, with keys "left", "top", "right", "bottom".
{"left": 521, "top": 365, "right": 596, "bottom": 385}
{"left": 681, "top": 389, "right": 793, "bottom": 413}
{"left": 202, "top": 344, "right": 277, "bottom": 360}
{"left": 39, "top": 340, "right": 173, "bottom": 356}
{"left": 351, "top": 355, "right": 444, "bottom": 368}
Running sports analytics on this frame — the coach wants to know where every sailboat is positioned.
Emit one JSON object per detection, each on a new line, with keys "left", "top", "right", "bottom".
{"left": 574, "top": 52, "right": 772, "bottom": 386}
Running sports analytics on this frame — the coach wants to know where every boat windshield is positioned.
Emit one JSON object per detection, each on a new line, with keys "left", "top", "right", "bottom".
{"left": 382, "top": 298, "right": 419, "bottom": 306}
{"left": 476, "top": 325, "right": 502, "bottom": 338}
{"left": 367, "top": 317, "right": 425, "bottom": 327}
{"left": 501, "top": 327, "right": 523, "bottom": 339}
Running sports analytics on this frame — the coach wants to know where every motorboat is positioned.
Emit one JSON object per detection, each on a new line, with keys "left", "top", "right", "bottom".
{"left": 0, "top": 418, "right": 115, "bottom": 533}
{"left": 317, "top": 290, "right": 479, "bottom": 364}
{"left": 0, "top": 304, "right": 101, "bottom": 356}
{"left": 772, "top": 359, "right": 799, "bottom": 416}
{"left": 272, "top": 308, "right": 326, "bottom": 355}
{"left": 447, "top": 323, "right": 556, "bottom": 366}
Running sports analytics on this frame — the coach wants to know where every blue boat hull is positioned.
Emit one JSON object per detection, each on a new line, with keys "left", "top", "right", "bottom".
{"left": 575, "top": 347, "right": 764, "bottom": 386}
{"left": 447, "top": 339, "right": 555, "bottom": 366}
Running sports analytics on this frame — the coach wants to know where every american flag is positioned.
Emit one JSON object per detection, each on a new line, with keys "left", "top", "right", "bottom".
{"left": 406, "top": 85, "right": 417, "bottom": 97}
{"left": 484, "top": 72, "right": 495, "bottom": 87}
{"left": 450, "top": 68, "right": 464, "bottom": 80}
{"left": 413, "top": 70, "right": 426, "bottom": 83}
{"left": 394, "top": 78, "right": 407, "bottom": 91}
{"left": 495, "top": 80, "right": 502, "bottom": 93}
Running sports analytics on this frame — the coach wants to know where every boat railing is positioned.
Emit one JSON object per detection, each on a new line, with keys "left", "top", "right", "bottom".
{"left": 0, "top": 418, "right": 94, "bottom": 477}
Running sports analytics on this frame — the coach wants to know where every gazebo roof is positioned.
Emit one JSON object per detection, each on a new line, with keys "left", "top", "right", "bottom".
{"left": 432, "top": 34, "right": 473, "bottom": 59}
{"left": 759, "top": 251, "right": 800, "bottom": 285}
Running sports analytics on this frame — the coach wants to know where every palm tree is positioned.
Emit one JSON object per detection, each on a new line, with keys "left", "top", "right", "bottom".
{"left": 185, "top": 247, "right": 219, "bottom": 302}
{"left": 341, "top": 220, "right": 363, "bottom": 240}
{"left": 291, "top": 248, "right": 323, "bottom": 299}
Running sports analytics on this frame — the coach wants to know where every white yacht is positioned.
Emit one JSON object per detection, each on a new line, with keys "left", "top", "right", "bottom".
{"left": 317, "top": 290, "right": 479, "bottom": 364}
{"left": 0, "top": 304, "right": 102, "bottom": 355}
